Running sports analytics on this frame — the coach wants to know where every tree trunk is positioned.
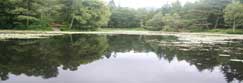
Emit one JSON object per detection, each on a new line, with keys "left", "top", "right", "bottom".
{"left": 27, "top": 19, "right": 29, "bottom": 27}
{"left": 140, "top": 19, "right": 144, "bottom": 27}
{"left": 69, "top": 16, "right": 74, "bottom": 29}
{"left": 233, "top": 16, "right": 236, "bottom": 32}
{"left": 214, "top": 17, "right": 220, "bottom": 29}
{"left": 204, "top": 21, "right": 209, "bottom": 30}
{"left": 26, "top": 0, "right": 30, "bottom": 27}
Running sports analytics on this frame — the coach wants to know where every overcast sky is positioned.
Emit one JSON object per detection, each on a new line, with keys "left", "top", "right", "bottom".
{"left": 102, "top": 0, "right": 197, "bottom": 9}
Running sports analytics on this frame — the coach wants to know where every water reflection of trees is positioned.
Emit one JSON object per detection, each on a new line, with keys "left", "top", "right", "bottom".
{"left": 105, "top": 35, "right": 178, "bottom": 53}
{"left": 0, "top": 35, "right": 108, "bottom": 80}
{"left": 145, "top": 37, "right": 243, "bottom": 83}
{"left": 106, "top": 35, "right": 243, "bottom": 83}
{"left": 0, "top": 34, "right": 243, "bottom": 83}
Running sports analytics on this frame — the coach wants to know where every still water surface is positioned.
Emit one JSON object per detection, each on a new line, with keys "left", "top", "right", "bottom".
{"left": 0, "top": 34, "right": 243, "bottom": 83}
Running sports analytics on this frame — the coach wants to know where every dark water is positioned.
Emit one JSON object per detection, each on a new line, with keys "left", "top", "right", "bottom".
{"left": 0, "top": 34, "right": 243, "bottom": 83}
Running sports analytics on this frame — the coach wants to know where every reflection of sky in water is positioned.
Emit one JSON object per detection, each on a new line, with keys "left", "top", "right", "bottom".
{"left": 1, "top": 34, "right": 243, "bottom": 83}
{"left": 5, "top": 52, "right": 227, "bottom": 83}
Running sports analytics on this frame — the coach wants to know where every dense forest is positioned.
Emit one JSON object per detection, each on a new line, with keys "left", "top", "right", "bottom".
{"left": 0, "top": 0, "right": 110, "bottom": 30}
{"left": 108, "top": 0, "right": 243, "bottom": 32}
{"left": 0, "top": 0, "right": 243, "bottom": 32}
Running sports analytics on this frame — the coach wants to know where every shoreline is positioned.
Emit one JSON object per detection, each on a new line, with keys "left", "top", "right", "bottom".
{"left": 1, "top": 30, "right": 243, "bottom": 44}
{"left": 0, "top": 30, "right": 243, "bottom": 36}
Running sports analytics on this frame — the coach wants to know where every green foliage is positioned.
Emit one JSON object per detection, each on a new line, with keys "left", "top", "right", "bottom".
{"left": 107, "top": 1, "right": 157, "bottom": 29}
{"left": 0, "top": 0, "right": 243, "bottom": 32}
{"left": 170, "top": 0, "right": 182, "bottom": 14}
{"left": 145, "top": 12, "right": 164, "bottom": 31}
{"left": 208, "top": 29, "right": 243, "bottom": 34}
{"left": 224, "top": 2, "right": 243, "bottom": 31}
{"left": 136, "top": 8, "right": 158, "bottom": 28}
{"left": 161, "top": 14, "right": 186, "bottom": 32}
{"left": 191, "top": 0, "right": 231, "bottom": 28}
{"left": 186, "top": 25, "right": 206, "bottom": 32}
{"left": 145, "top": 13, "right": 187, "bottom": 31}
{"left": 69, "top": 0, "right": 111, "bottom": 30}
{"left": 108, "top": 7, "right": 140, "bottom": 28}
{"left": 0, "top": 0, "right": 111, "bottom": 31}
{"left": 143, "top": 0, "right": 238, "bottom": 32}
{"left": 0, "top": 0, "right": 42, "bottom": 29}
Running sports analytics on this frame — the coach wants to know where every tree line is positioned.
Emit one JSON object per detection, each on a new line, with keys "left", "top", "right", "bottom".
{"left": 0, "top": 0, "right": 243, "bottom": 32}
{"left": 108, "top": 0, "right": 243, "bottom": 32}
{"left": 0, "top": 0, "right": 110, "bottom": 30}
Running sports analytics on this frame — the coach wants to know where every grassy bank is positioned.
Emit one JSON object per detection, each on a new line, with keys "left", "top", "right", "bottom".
{"left": 1, "top": 30, "right": 243, "bottom": 44}
{"left": 98, "top": 28, "right": 243, "bottom": 34}
{"left": 207, "top": 29, "right": 243, "bottom": 34}
{"left": 1, "top": 28, "right": 243, "bottom": 35}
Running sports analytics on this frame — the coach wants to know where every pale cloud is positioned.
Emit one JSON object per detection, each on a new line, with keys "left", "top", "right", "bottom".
{"left": 102, "top": 0, "right": 196, "bottom": 8}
